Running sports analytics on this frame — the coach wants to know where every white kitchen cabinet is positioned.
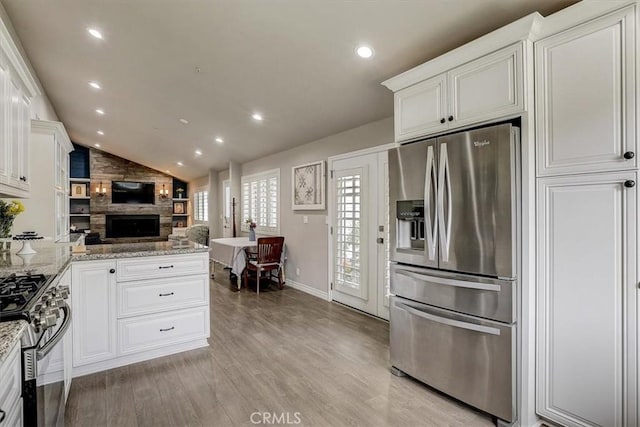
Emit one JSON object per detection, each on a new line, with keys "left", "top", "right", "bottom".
{"left": 72, "top": 260, "right": 118, "bottom": 367}
{"left": 71, "top": 253, "right": 210, "bottom": 377}
{"left": 0, "top": 341, "right": 22, "bottom": 427}
{"left": 537, "top": 172, "right": 637, "bottom": 427}
{"left": 11, "top": 120, "right": 72, "bottom": 241}
{"left": 392, "top": 42, "right": 524, "bottom": 143}
{"left": 0, "top": 13, "right": 40, "bottom": 198}
{"left": 536, "top": 6, "right": 636, "bottom": 177}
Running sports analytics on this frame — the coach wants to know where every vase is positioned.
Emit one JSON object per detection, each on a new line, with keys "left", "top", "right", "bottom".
{"left": 249, "top": 228, "right": 256, "bottom": 241}
{"left": 0, "top": 217, "right": 13, "bottom": 252}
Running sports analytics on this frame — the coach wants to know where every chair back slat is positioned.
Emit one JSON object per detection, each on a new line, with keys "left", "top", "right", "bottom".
{"left": 257, "top": 237, "right": 284, "bottom": 264}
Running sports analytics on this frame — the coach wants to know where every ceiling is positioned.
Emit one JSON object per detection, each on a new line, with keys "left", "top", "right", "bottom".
{"left": 1, "top": 0, "right": 577, "bottom": 181}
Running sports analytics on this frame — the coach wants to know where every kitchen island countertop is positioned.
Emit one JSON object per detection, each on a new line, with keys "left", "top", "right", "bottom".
{"left": 0, "top": 320, "right": 27, "bottom": 364}
{"left": 0, "top": 240, "right": 209, "bottom": 278}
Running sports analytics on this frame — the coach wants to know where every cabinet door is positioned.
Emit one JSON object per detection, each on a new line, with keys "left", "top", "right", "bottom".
{"left": 8, "top": 78, "right": 21, "bottom": 188}
{"left": 536, "top": 7, "right": 636, "bottom": 176}
{"left": 71, "top": 261, "right": 117, "bottom": 367}
{"left": 19, "top": 95, "right": 30, "bottom": 190}
{"left": 0, "top": 51, "right": 8, "bottom": 184}
{"left": 448, "top": 42, "right": 524, "bottom": 127}
{"left": 537, "top": 172, "right": 637, "bottom": 427}
{"left": 394, "top": 73, "right": 447, "bottom": 142}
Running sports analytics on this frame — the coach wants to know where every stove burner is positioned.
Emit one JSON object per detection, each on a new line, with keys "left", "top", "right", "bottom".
{"left": 0, "top": 273, "right": 50, "bottom": 316}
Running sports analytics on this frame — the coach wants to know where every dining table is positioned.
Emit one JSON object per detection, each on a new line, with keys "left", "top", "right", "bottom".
{"left": 209, "top": 237, "right": 286, "bottom": 290}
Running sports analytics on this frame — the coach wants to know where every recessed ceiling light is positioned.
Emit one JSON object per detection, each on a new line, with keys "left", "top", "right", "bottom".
{"left": 215, "top": 137, "right": 224, "bottom": 144}
{"left": 96, "top": 130, "right": 104, "bottom": 135}
{"left": 94, "top": 143, "right": 101, "bottom": 148}
{"left": 88, "top": 81, "right": 101, "bottom": 90}
{"left": 195, "top": 149, "right": 202, "bottom": 156}
{"left": 87, "top": 28, "right": 103, "bottom": 40}
{"left": 95, "top": 108, "right": 105, "bottom": 115}
{"left": 179, "top": 118, "right": 189, "bottom": 124}
{"left": 356, "top": 45, "right": 374, "bottom": 59}
{"left": 251, "top": 113, "right": 263, "bottom": 121}
{"left": 177, "top": 161, "right": 184, "bottom": 166}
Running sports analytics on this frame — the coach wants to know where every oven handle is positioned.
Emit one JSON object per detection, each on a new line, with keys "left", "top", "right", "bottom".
{"left": 37, "top": 303, "right": 71, "bottom": 360}
{"left": 395, "top": 269, "right": 501, "bottom": 292}
{"left": 394, "top": 300, "right": 501, "bottom": 336}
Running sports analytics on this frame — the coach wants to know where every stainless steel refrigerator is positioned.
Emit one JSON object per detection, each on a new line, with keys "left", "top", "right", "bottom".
{"left": 388, "top": 123, "right": 519, "bottom": 424}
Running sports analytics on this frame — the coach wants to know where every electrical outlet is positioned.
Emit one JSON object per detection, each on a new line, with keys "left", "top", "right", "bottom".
{"left": 303, "top": 216, "right": 308, "bottom": 224}
{"left": 296, "top": 268, "right": 300, "bottom": 276}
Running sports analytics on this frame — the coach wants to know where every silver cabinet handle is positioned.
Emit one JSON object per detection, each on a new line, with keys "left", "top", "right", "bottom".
{"left": 395, "top": 301, "right": 501, "bottom": 336}
{"left": 395, "top": 269, "right": 501, "bottom": 292}
{"left": 159, "top": 327, "right": 175, "bottom": 332}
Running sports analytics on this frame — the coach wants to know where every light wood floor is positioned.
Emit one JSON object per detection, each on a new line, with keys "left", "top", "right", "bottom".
{"left": 65, "top": 265, "right": 494, "bottom": 427}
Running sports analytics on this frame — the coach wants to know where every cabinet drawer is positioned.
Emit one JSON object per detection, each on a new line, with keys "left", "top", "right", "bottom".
{"left": 0, "top": 343, "right": 21, "bottom": 417}
{"left": 118, "top": 307, "right": 209, "bottom": 355}
{"left": 116, "top": 254, "right": 208, "bottom": 282}
{"left": 118, "top": 275, "right": 208, "bottom": 318}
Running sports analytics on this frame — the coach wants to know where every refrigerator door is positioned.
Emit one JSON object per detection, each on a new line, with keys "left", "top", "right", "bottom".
{"left": 389, "top": 139, "right": 439, "bottom": 268}
{"left": 437, "top": 123, "right": 517, "bottom": 278}
{"left": 390, "top": 296, "right": 515, "bottom": 422}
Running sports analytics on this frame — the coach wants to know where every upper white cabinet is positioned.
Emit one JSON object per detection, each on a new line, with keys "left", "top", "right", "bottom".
{"left": 12, "top": 120, "right": 72, "bottom": 241}
{"left": 536, "top": 6, "right": 636, "bottom": 176}
{"left": 0, "top": 14, "right": 41, "bottom": 198}
{"left": 390, "top": 42, "right": 525, "bottom": 143}
{"left": 537, "top": 171, "right": 637, "bottom": 427}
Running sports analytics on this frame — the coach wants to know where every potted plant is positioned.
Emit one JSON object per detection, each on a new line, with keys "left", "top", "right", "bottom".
{"left": 245, "top": 218, "right": 257, "bottom": 241}
{"left": 0, "top": 200, "right": 25, "bottom": 251}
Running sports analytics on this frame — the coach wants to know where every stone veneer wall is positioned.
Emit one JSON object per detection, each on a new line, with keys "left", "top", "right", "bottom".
{"left": 90, "top": 149, "right": 173, "bottom": 241}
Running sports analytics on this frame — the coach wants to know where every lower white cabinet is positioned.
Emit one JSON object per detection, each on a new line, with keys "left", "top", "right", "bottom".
{"left": 0, "top": 342, "right": 22, "bottom": 427}
{"left": 71, "top": 253, "right": 210, "bottom": 376}
{"left": 537, "top": 171, "right": 637, "bottom": 427}
{"left": 71, "top": 260, "right": 117, "bottom": 367}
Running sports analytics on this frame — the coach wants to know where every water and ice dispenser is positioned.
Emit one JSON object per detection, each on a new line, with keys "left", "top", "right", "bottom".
{"left": 395, "top": 200, "right": 425, "bottom": 251}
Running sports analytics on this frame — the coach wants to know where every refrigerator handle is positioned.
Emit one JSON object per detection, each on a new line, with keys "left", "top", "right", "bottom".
{"left": 437, "top": 143, "right": 451, "bottom": 262}
{"left": 394, "top": 300, "right": 501, "bottom": 336}
{"left": 424, "top": 145, "right": 438, "bottom": 260}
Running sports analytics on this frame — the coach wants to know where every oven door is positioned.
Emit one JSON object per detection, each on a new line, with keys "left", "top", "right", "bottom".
{"left": 29, "top": 303, "right": 72, "bottom": 427}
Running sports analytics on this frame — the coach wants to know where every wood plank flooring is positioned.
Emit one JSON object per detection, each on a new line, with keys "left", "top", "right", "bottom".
{"left": 65, "top": 264, "right": 493, "bottom": 426}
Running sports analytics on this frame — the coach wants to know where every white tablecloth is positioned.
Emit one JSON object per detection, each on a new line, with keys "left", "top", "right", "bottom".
{"left": 210, "top": 237, "right": 256, "bottom": 276}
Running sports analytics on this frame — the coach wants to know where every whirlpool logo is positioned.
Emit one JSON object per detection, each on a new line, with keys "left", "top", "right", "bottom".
{"left": 473, "top": 140, "right": 491, "bottom": 147}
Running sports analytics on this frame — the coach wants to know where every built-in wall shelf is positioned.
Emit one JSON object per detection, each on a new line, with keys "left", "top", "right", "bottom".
{"left": 69, "top": 143, "right": 91, "bottom": 233}
{"left": 70, "top": 178, "right": 91, "bottom": 183}
{"left": 70, "top": 196, "right": 90, "bottom": 200}
{"left": 70, "top": 214, "right": 91, "bottom": 217}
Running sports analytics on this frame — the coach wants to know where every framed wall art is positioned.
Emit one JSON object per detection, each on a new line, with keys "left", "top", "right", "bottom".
{"left": 71, "top": 183, "right": 87, "bottom": 197}
{"left": 292, "top": 160, "right": 325, "bottom": 210}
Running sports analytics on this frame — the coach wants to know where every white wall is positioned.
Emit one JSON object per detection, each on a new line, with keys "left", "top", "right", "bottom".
{"left": 240, "top": 116, "right": 393, "bottom": 293}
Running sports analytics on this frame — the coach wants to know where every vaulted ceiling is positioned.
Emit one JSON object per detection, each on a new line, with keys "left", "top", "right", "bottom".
{"left": 1, "top": 0, "right": 577, "bottom": 180}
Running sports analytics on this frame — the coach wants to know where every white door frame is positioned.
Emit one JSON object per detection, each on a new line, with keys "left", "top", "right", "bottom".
{"left": 327, "top": 143, "right": 396, "bottom": 305}
{"left": 222, "top": 179, "right": 231, "bottom": 237}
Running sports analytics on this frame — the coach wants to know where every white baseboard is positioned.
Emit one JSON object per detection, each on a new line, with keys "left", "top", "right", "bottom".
{"left": 285, "top": 278, "right": 330, "bottom": 301}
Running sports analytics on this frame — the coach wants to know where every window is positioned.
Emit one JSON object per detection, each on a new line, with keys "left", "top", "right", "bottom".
{"left": 194, "top": 190, "right": 208, "bottom": 222}
{"left": 241, "top": 169, "right": 280, "bottom": 234}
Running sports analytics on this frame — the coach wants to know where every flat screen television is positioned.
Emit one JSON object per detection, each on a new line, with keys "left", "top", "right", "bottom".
{"left": 111, "top": 181, "right": 155, "bottom": 204}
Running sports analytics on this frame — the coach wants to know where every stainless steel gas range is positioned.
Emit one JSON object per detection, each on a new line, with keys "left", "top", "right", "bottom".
{"left": 0, "top": 272, "right": 72, "bottom": 427}
{"left": 388, "top": 123, "right": 519, "bottom": 425}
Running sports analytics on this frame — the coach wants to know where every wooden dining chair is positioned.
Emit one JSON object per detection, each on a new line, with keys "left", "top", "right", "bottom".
{"left": 243, "top": 237, "right": 285, "bottom": 295}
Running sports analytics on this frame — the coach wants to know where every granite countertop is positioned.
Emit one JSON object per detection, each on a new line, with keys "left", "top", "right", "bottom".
{"left": 0, "top": 240, "right": 208, "bottom": 277}
{"left": 0, "top": 320, "right": 27, "bottom": 365}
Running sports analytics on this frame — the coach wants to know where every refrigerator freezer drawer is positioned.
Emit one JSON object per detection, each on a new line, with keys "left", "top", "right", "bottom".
{"left": 390, "top": 296, "right": 515, "bottom": 422}
{"left": 390, "top": 263, "right": 515, "bottom": 323}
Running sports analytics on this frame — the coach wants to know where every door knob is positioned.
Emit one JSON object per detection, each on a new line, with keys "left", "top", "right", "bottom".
{"left": 624, "top": 180, "right": 635, "bottom": 188}
{"left": 440, "top": 118, "right": 446, "bottom": 124}
{"left": 624, "top": 151, "right": 635, "bottom": 160}
{"left": 448, "top": 116, "right": 454, "bottom": 122}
